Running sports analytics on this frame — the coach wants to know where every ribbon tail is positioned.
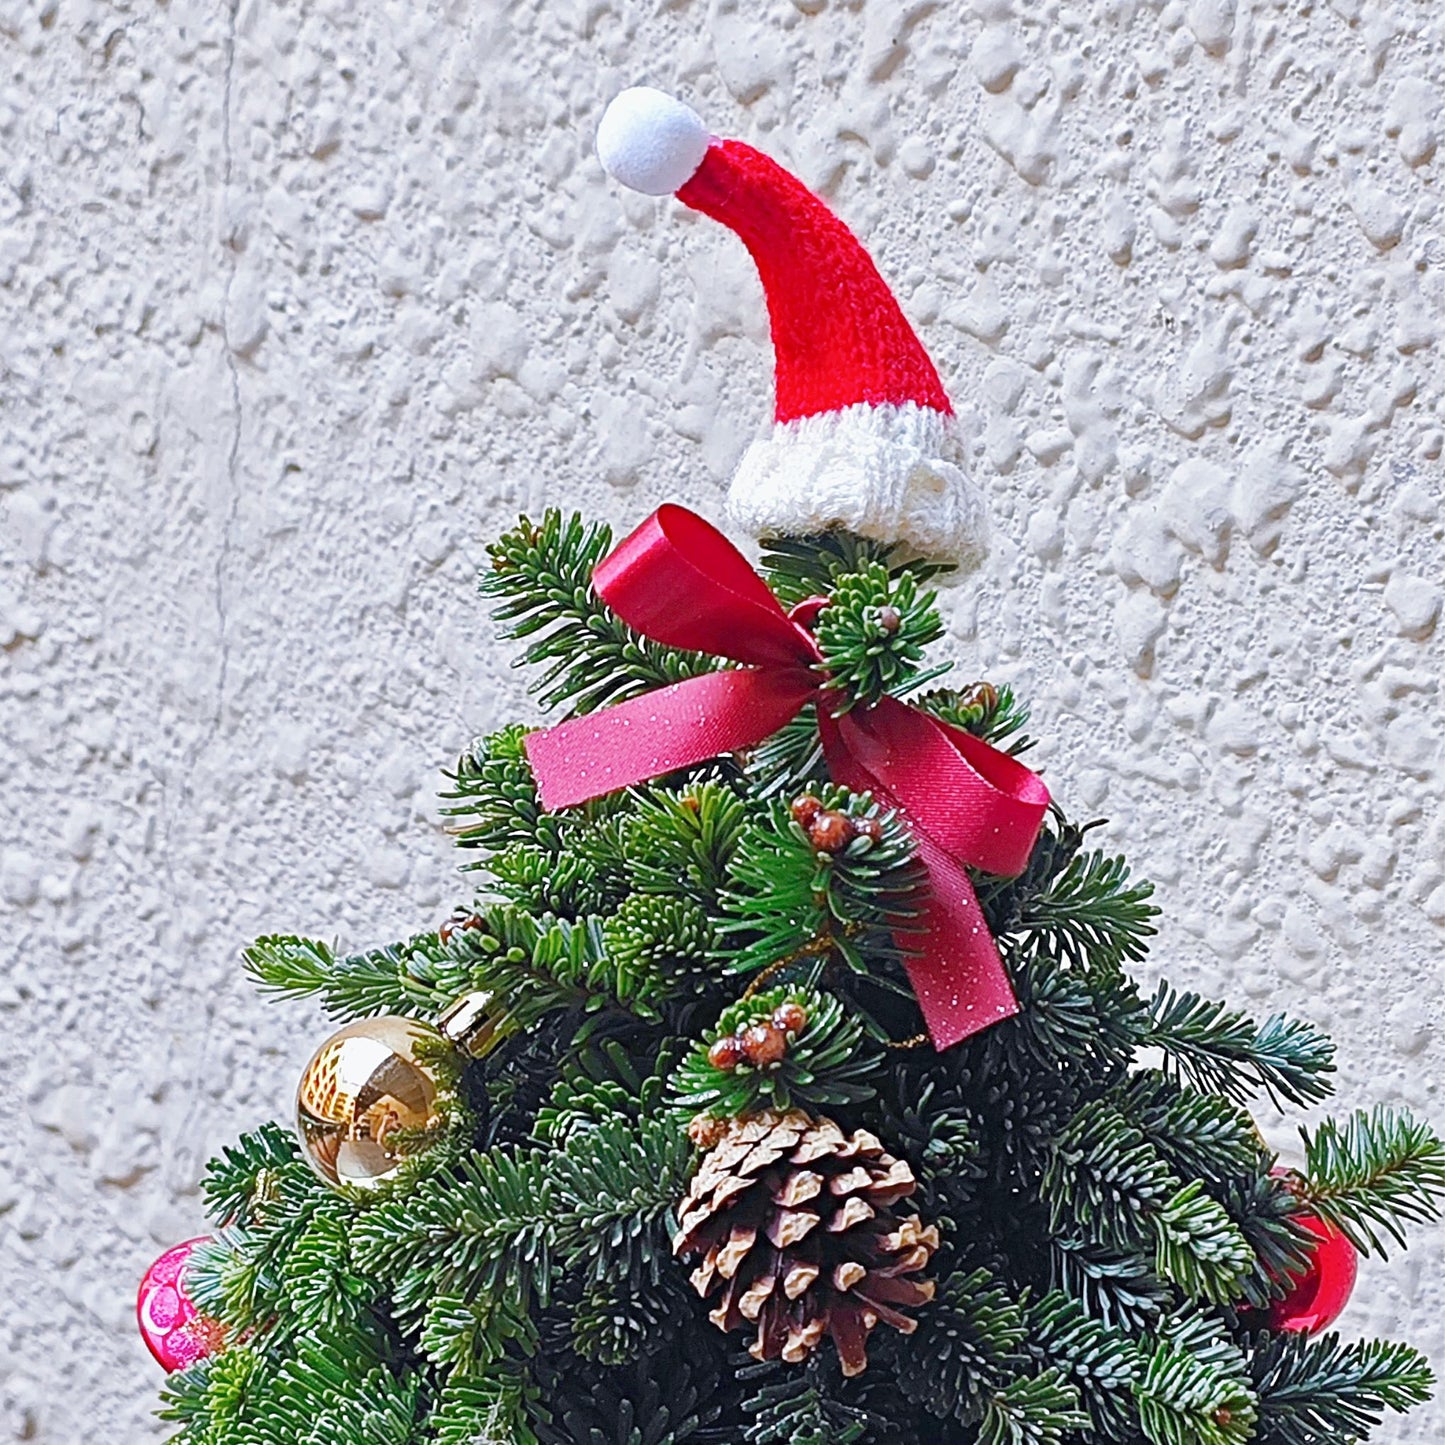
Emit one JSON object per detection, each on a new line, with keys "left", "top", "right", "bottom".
{"left": 524, "top": 667, "right": 816, "bottom": 810}
{"left": 898, "top": 833, "right": 1019, "bottom": 1049}
{"left": 820, "top": 704, "right": 1029, "bottom": 1049}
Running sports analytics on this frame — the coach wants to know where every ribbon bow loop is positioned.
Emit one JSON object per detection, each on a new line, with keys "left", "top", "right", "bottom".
{"left": 522, "top": 505, "right": 1050, "bottom": 1049}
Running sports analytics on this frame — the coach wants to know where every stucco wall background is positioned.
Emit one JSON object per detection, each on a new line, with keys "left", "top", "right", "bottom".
{"left": 2, "top": 0, "right": 1443, "bottom": 1437}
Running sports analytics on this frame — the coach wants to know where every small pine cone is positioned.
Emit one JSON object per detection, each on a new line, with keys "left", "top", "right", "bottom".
{"left": 672, "top": 1109, "right": 938, "bottom": 1377}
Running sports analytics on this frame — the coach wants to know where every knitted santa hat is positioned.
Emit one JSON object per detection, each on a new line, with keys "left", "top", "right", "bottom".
{"left": 596, "top": 87, "right": 987, "bottom": 569}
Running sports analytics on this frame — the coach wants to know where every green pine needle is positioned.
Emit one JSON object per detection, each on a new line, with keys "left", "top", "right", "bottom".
{"left": 1297, "top": 1104, "right": 1445, "bottom": 1256}
{"left": 484, "top": 510, "right": 718, "bottom": 716}
{"left": 977, "top": 1369, "right": 1091, "bottom": 1445}
{"left": 1025, "top": 1291, "right": 1141, "bottom": 1435}
{"left": 1145, "top": 983, "right": 1336, "bottom": 1109}
{"left": 431, "top": 1363, "right": 541, "bottom": 1445}
{"left": 624, "top": 780, "right": 750, "bottom": 907}
{"left": 352, "top": 1148, "right": 555, "bottom": 1323}
{"left": 671, "top": 985, "right": 880, "bottom": 1115}
{"left": 719, "top": 785, "right": 926, "bottom": 977}
{"left": 551, "top": 1116, "right": 695, "bottom": 1290}
{"left": 1116, "top": 1073, "right": 1261, "bottom": 1187}
{"left": 1152, "top": 1179, "right": 1255, "bottom": 1304}
{"left": 442, "top": 724, "right": 556, "bottom": 860}
{"left": 740, "top": 1361, "right": 869, "bottom": 1445}
{"left": 915, "top": 680, "right": 1036, "bottom": 755}
{"left": 813, "top": 560, "right": 944, "bottom": 711}
{"left": 1048, "top": 1236, "right": 1172, "bottom": 1333}
{"left": 758, "top": 530, "right": 951, "bottom": 608}
{"left": 1251, "top": 1331, "right": 1435, "bottom": 1445}
{"left": 1042, "top": 1099, "right": 1177, "bottom": 1253}
{"left": 243, "top": 933, "right": 448, "bottom": 1021}
{"left": 201, "top": 1122, "right": 310, "bottom": 1227}
{"left": 1135, "top": 1314, "right": 1258, "bottom": 1445}
{"left": 534, "top": 1039, "right": 676, "bottom": 1146}
{"left": 1010, "top": 847, "right": 1158, "bottom": 972}
{"left": 897, "top": 1267, "right": 1031, "bottom": 1422}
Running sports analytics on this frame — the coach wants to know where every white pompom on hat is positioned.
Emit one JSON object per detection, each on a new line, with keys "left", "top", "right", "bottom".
{"left": 595, "top": 87, "right": 987, "bottom": 570}
{"left": 595, "top": 87, "right": 710, "bottom": 196}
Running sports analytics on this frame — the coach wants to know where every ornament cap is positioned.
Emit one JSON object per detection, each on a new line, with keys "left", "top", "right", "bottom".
{"left": 437, "top": 989, "right": 509, "bottom": 1057}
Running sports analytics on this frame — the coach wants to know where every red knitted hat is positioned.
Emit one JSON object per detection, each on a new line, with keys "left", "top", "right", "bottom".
{"left": 596, "top": 87, "right": 986, "bottom": 568}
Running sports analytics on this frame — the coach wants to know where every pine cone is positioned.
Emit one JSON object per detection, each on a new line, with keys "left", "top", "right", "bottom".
{"left": 673, "top": 1109, "right": 939, "bottom": 1377}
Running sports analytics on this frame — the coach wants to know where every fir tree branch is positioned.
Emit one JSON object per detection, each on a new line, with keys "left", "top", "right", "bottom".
{"left": 1048, "top": 1237, "right": 1172, "bottom": 1334}
{"left": 569, "top": 1276, "right": 692, "bottom": 1367}
{"left": 624, "top": 780, "right": 751, "bottom": 907}
{"left": 739, "top": 1359, "right": 870, "bottom": 1445}
{"left": 914, "top": 681, "right": 1035, "bottom": 755}
{"left": 352, "top": 1149, "right": 555, "bottom": 1324}
{"left": 1151, "top": 1179, "right": 1255, "bottom": 1304}
{"left": 158, "top": 1348, "right": 267, "bottom": 1440}
{"left": 672, "top": 986, "right": 881, "bottom": 1116}
{"left": 813, "top": 560, "right": 944, "bottom": 712}
{"left": 1042, "top": 1099, "right": 1177, "bottom": 1253}
{"left": 977, "top": 949, "right": 1136, "bottom": 1076}
{"left": 896, "top": 1267, "right": 1031, "bottom": 1423}
{"left": 442, "top": 723, "right": 558, "bottom": 860}
{"left": 1008, "top": 847, "right": 1158, "bottom": 972}
{"left": 484, "top": 510, "right": 718, "bottom": 716}
{"left": 534, "top": 1038, "right": 677, "bottom": 1146}
{"left": 1296, "top": 1104, "right": 1445, "bottom": 1256}
{"left": 551, "top": 1116, "right": 696, "bottom": 1290}
{"left": 531, "top": 1338, "right": 728, "bottom": 1444}
{"left": 431, "top": 1361, "right": 541, "bottom": 1445}
{"left": 1250, "top": 1331, "right": 1434, "bottom": 1445}
{"left": 1115, "top": 1073, "right": 1261, "bottom": 1187}
{"left": 878, "top": 1074, "right": 985, "bottom": 1210}
{"left": 420, "top": 1292, "right": 538, "bottom": 1373}
{"left": 449, "top": 904, "right": 663, "bottom": 1026}
{"left": 1218, "top": 1163, "right": 1320, "bottom": 1311}
{"left": 719, "top": 787, "right": 926, "bottom": 977}
{"left": 977, "top": 1369, "right": 1091, "bottom": 1445}
{"left": 243, "top": 933, "right": 447, "bottom": 1020}
{"left": 748, "top": 703, "right": 829, "bottom": 798}
{"left": 758, "top": 530, "right": 951, "bottom": 608}
{"left": 201, "top": 1122, "right": 310, "bottom": 1228}
{"left": 1134, "top": 1313, "right": 1258, "bottom": 1445}
{"left": 1144, "top": 983, "right": 1336, "bottom": 1109}
{"left": 1025, "top": 1291, "right": 1141, "bottom": 1437}
{"left": 602, "top": 893, "right": 716, "bottom": 995}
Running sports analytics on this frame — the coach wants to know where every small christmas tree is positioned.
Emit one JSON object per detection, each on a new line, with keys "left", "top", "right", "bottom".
{"left": 144, "top": 90, "right": 1445, "bottom": 1445}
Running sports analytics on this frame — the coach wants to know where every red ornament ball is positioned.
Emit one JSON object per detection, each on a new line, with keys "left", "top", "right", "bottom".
{"left": 137, "top": 1238, "right": 226, "bottom": 1372}
{"left": 1269, "top": 1211, "right": 1358, "bottom": 1334}
{"left": 740, "top": 1021, "right": 789, "bottom": 1068}
{"left": 707, "top": 1035, "right": 747, "bottom": 1072}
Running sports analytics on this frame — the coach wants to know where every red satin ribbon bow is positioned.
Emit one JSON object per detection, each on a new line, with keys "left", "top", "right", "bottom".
{"left": 523, "top": 504, "right": 1050, "bottom": 1049}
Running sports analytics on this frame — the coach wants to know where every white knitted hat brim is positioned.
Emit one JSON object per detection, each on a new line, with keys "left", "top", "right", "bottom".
{"left": 726, "top": 402, "right": 988, "bottom": 569}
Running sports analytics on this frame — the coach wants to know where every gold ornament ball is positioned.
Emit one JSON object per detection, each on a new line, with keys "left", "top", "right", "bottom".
{"left": 295, "top": 1016, "right": 447, "bottom": 1191}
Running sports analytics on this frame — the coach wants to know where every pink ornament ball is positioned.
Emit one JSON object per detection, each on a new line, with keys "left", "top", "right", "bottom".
{"left": 137, "top": 1237, "right": 225, "bottom": 1372}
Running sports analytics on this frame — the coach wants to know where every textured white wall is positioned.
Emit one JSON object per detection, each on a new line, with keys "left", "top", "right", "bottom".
{"left": 2, "top": 0, "right": 1442, "bottom": 1437}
